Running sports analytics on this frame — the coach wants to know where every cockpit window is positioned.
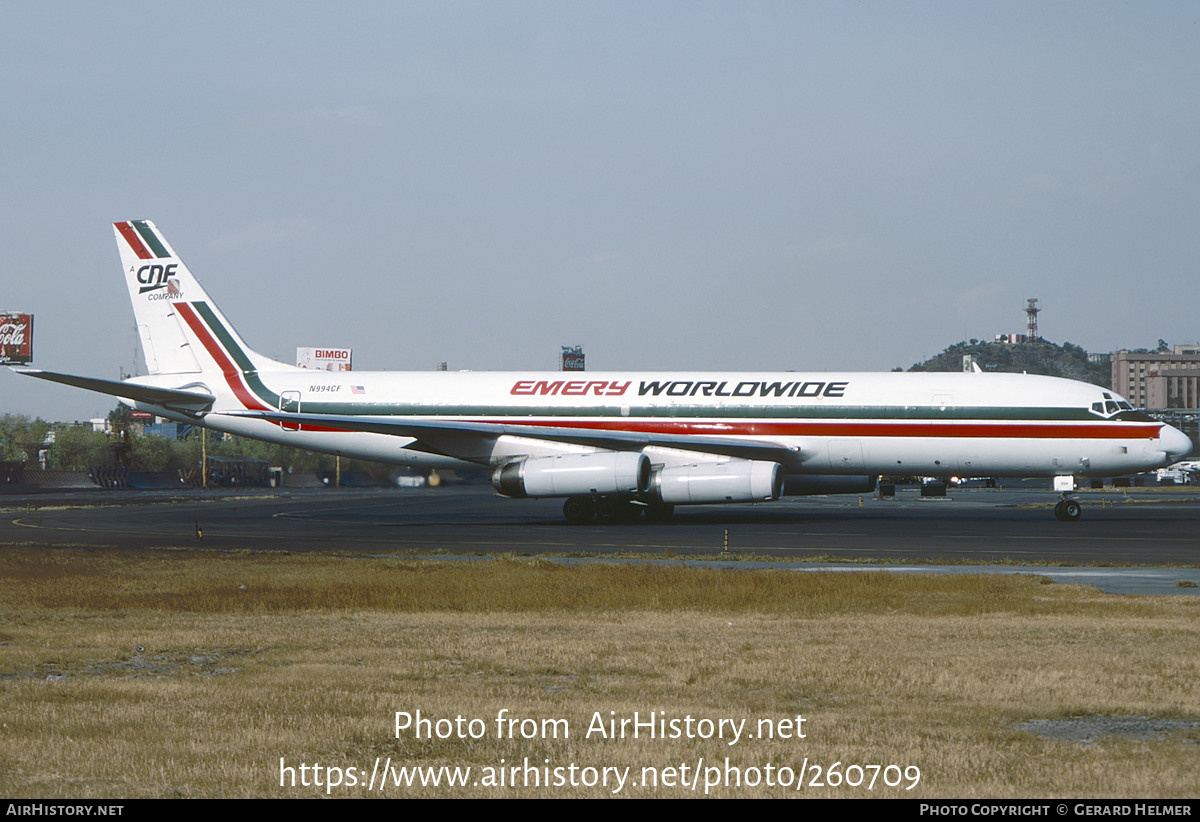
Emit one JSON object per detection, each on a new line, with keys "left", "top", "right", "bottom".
{"left": 1089, "top": 395, "right": 1144, "bottom": 419}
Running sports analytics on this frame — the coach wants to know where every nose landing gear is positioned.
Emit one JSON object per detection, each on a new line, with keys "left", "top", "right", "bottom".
{"left": 1053, "top": 497, "right": 1082, "bottom": 522}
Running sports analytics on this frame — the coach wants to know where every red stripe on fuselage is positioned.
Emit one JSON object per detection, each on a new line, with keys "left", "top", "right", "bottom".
{"left": 173, "top": 302, "right": 272, "bottom": 412}
{"left": 477, "top": 418, "right": 1162, "bottom": 440}
{"left": 114, "top": 221, "right": 154, "bottom": 259}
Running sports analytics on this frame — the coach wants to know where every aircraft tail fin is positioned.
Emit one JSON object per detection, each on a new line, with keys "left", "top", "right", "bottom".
{"left": 113, "top": 220, "right": 293, "bottom": 381}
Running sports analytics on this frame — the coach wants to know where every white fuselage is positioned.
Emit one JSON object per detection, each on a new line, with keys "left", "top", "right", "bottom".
{"left": 137, "top": 368, "right": 1188, "bottom": 480}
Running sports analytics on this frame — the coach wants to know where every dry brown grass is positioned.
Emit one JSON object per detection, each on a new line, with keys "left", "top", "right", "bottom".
{"left": 1, "top": 548, "right": 1197, "bottom": 798}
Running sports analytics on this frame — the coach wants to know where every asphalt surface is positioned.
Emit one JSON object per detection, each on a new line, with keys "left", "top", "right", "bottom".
{"left": 3, "top": 481, "right": 1198, "bottom": 571}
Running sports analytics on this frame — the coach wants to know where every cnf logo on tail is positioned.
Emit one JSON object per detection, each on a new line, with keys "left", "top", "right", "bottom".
{"left": 132, "top": 263, "right": 179, "bottom": 295}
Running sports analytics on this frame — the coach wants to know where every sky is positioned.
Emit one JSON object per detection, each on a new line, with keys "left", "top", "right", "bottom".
{"left": 2, "top": 1, "right": 1198, "bottom": 420}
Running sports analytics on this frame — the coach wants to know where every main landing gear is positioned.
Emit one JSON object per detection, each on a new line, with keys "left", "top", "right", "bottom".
{"left": 562, "top": 495, "right": 674, "bottom": 524}
{"left": 1053, "top": 496, "right": 1082, "bottom": 522}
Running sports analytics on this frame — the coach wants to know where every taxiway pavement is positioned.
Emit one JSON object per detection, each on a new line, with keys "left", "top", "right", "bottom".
{"left": 3, "top": 482, "right": 1198, "bottom": 568}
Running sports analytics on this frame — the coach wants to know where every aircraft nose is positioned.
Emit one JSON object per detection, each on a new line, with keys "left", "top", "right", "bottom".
{"left": 1160, "top": 423, "right": 1193, "bottom": 462}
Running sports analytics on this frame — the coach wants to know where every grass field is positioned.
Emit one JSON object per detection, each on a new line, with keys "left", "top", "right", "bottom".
{"left": 1, "top": 547, "right": 1198, "bottom": 798}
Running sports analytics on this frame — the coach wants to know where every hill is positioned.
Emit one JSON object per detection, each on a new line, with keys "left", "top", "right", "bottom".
{"left": 907, "top": 340, "right": 1109, "bottom": 388}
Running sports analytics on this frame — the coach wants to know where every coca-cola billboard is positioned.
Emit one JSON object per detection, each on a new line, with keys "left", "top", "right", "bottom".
{"left": 0, "top": 313, "right": 33, "bottom": 365}
{"left": 561, "top": 345, "right": 585, "bottom": 372}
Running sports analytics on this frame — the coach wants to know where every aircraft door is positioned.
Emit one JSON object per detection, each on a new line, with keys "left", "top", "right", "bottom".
{"left": 280, "top": 391, "right": 301, "bottom": 432}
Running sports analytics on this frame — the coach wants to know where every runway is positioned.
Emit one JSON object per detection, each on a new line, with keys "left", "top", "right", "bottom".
{"left": 3, "top": 481, "right": 1199, "bottom": 567}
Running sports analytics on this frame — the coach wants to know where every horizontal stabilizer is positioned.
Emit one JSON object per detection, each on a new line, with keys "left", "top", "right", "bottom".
{"left": 13, "top": 368, "right": 215, "bottom": 413}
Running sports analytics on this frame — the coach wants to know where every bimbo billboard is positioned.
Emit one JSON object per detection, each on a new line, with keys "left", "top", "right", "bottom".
{"left": 297, "top": 347, "right": 352, "bottom": 372}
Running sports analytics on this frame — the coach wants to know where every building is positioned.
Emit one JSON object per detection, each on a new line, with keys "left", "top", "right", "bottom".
{"left": 993, "top": 333, "right": 1030, "bottom": 345}
{"left": 1112, "top": 347, "right": 1200, "bottom": 460}
{"left": 1145, "top": 369, "right": 1200, "bottom": 410}
{"left": 1112, "top": 347, "right": 1200, "bottom": 409}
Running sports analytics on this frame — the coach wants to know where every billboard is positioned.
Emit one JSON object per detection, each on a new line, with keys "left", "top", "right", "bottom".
{"left": 0, "top": 313, "right": 33, "bottom": 365}
{"left": 297, "top": 347, "right": 352, "bottom": 371}
{"left": 561, "top": 345, "right": 584, "bottom": 372}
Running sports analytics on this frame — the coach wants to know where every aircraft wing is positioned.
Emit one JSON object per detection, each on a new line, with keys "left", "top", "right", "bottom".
{"left": 224, "top": 409, "right": 800, "bottom": 465}
{"left": 14, "top": 368, "right": 216, "bottom": 413}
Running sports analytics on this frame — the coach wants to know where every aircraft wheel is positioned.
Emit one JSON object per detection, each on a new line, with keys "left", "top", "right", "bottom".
{"left": 563, "top": 496, "right": 595, "bottom": 524}
{"left": 1054, "top": 499, "right": 1082, "bottom": 522}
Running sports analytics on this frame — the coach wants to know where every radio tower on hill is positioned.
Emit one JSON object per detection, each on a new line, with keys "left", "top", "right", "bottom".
{"left": 1025, "top": 298, "right": 1040, "bottom": 343}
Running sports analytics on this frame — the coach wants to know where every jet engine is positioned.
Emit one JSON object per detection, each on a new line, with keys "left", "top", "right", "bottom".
{"left": 493, "top": 452, "right": 652, "bottom": 498}
{"left": 650, "top": 460, "right": 783, "bottom": 504}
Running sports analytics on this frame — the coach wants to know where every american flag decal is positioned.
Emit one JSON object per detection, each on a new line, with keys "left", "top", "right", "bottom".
{"left": 351, "top": 385, "right": 366, "bottom": 394}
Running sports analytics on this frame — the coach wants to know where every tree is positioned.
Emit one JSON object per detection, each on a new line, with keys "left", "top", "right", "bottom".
{"left": 106, "top": 404, "right": 133, "bottom": 466}
{"left": 908, "top": 340, "right": 1110, "bottom": 387}
{"left": 0, "top": 414, "right": 51, "bottom": 463}
{"left": 129, "top": 434, "right": 193, "bottom": 472}
{"left": 107, "top": 404, "right": 132, "bottom": 432}
{"left": 51, "top": 425, "right": 115, "bottom": 471}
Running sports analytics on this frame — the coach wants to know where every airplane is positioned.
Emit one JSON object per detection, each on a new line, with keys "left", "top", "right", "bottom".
{"left": 1156, "top": 459, "right": 1200, "bottom": 485}
{"left": 15, "top": 220, "right": 1193, "bottom": 524}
